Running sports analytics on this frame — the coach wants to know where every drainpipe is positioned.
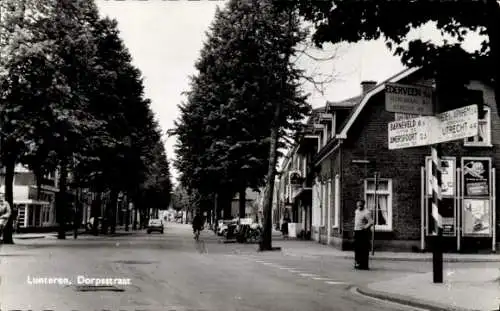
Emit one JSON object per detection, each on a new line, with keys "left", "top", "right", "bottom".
{"left": 338, "top": 139, "right": 344, "bottom": 239}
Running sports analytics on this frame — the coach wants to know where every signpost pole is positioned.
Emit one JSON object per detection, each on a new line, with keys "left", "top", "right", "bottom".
{"left": 431, "top": 145, "right": 443, "bottom": 283}
{"left": 372, "top": 172, "right": 378, "bottom": 255}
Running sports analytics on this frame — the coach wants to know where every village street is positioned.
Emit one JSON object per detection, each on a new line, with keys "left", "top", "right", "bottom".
{"left": 1, "top": 222, "right": 497, "bottom": 311}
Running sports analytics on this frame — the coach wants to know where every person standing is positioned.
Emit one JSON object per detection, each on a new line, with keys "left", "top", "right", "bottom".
{"left": 354, "top": 199, "right": 373, "bottom": 270}
{"left": 0, "top": 193, "right": 12, "bottom": 243}
{"left": 192, "top": 210, "right": 204, "bottom": 239}
{"left": 281, "top": 214, "right": 290, "bottom": 239}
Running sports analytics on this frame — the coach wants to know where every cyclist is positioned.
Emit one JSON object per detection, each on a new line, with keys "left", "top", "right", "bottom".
{"left": 0, "top": 193, "right": 12, "bottom": 242}
{"left": 192, "top": 211, "right": 204, "bottom": 240}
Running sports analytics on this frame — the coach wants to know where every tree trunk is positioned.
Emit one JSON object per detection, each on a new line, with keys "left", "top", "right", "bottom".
{"left": 56, "top": 159, "right": 68, "bottom": 240}
{"left": 221, "top": 191, "right": 232, "bottom": 220}
{"left": 73, "top": 187, "right": 81, "bottom": 239}
{"left": 109, "top": 188, "right": 118, "bottom": 234}
{"left": 239, "top": 185, "right": 246, "bottom": 219}
{"left": 90, "top": 192, "right": 101, "bottom": 235}
{"left": 260, "top": 103, "right": 282, "bottom": 251}
{"left": 125, "top": 196, "right": 130, "bottom": 231}
{"left": 2, "top": 156, "right": 16, "bottom": 244}
{"left": 133, "top": 207, "right": 138, "bottom": 230}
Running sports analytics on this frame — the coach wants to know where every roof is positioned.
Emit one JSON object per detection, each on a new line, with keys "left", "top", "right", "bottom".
{"left": 326, "top": 96, "right": 361, "bottom": 109}
{"left": 306, "top": 105, "right": 327, "bottom": 124}
{"left": 336, "top": 67, "right": 421, "bottom": 139}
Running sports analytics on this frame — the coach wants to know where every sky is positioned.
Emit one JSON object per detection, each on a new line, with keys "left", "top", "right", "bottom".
{"left": 95, "top": 0, "right": 484, "bottom": 184}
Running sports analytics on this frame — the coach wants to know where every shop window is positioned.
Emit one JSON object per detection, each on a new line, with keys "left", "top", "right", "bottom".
{"left": 464, "top": 106, "right": 491, "bottom": 147}
{"left": 364, "top": 178, "right": 393, "bottom": 231}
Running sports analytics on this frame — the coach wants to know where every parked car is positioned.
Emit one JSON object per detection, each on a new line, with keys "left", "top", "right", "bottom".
{"left": 217, "top": 219, "right": 238, "bottom": 236}
{"left": 147, "top": 218, "right": 164, "bottom": 234}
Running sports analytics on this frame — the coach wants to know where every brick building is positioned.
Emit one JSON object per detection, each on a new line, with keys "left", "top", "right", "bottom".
{"left": 294, "top": 67, "right": 498, "bottom": 253}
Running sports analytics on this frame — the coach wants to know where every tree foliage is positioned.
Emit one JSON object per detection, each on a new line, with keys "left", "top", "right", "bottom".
{"left": 277, "top": 0, "right": 500, "bottom": 113}
{"left": 0, "top": 0, "right": 172, "bottom": 241}
{"left": 173, "top": 0, "right": 310, "bottom": 206}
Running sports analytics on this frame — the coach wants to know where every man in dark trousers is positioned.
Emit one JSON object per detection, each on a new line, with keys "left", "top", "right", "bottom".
{"left": 192, "top": 211, "right": 204, "bottom": 239}
{"left": 354, "top": 200, "right": 373, "bottom": 270}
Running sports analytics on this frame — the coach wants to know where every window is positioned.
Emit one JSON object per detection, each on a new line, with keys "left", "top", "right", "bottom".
{"left": 333, "top": 175, "right": 340, "bottom": 228}
{"left": 364, "top": 178, "right": 393, "bottom": 231}
{"left": 464, "top": 106, "right": 491, "bottom": 147}
{"left": 14, "top": 173, "right": 35, "bottom": 186}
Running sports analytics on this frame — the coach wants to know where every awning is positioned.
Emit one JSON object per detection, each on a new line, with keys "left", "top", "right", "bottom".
{"left": 292, "top": 187, "right": 312, "bottom": 202}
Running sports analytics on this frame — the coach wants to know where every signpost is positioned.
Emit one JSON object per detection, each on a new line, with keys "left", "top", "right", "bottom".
{"left": 388, "top": 104, "right": 478, "bottom": 150}
{"left": 385, "top": 82, "right": 481, "bottom": 285}
{"left": 385, "top": 83, "right": 434, "bottom": 115}
{"left": 371, "top": 172, "right": 379, "bottom": 255}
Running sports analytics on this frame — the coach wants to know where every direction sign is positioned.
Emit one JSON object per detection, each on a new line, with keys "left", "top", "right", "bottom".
{"left": 434, "top": 104, "right": 478, "bottom": 144}
{"left": 385, "top": 83, "right": 434, "bottom": 115}
{"left": 388, "top": 104, "right": 478, "bottom": 150}
{"left": 388, "top": 116, "right": 432, "bottom": 149}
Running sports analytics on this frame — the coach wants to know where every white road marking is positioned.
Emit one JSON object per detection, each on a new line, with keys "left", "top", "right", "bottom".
{"left": 299, "top": 273, "right": 319, "bottom": 277}
{"left": 262, "top": 262, "right": 273, "bottom": 266}
{"left": 312, "top": 277, "right": 333, "bottom": 281}
{"left": 325, "top": 281, "right": 346, "bottom": 285}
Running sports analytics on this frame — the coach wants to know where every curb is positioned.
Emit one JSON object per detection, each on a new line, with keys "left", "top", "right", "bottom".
{"left": 347, "top": 255, "right": 500, "bottom": 263}
{"left": 219, "top": 240, "right": 238, "bottom": 244}
{"left": 355, "top": 286, "right": 481, "bottom": 311}
{"left": 13, "top": 236, "right": 47, "bottom": 240}
{"left": 280, "top": 252, "right": 500, "bottom": 263}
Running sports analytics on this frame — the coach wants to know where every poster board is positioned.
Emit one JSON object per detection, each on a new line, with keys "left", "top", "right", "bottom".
{"left": 426, "top": 157, "right": 456, "bottom": 197}
{"left": 461, "top": 157, "right": 493, "bottom": 237}
{"left": 427, "top": 197, "right": 455, "bottom": 236}
{"left": 462, "top": 199, "right": 491, "bottom": 236}
{"left": 425, "top": 157, "right": 456, "bottom": 236}
{"left": 462, "top": 158, "right": 491, "bottom": 197}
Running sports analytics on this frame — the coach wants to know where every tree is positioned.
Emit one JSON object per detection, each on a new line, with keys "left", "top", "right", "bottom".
{"left": 0, "top": 0, "right": 171, "bottom": 241}
{"left": 171, "top": 184, "right": 202, "bottom": 223}
{"left": 0, "top": 0, "right": 62, "bottom": 243}
{"left": 173, "top": 0, "right": 309, "bottom": 250}
{"left": 39, "top": 0, "right": 104, "bottom": 240}
{"left": 277, "top": 0, "right": 500, "bottom": 114}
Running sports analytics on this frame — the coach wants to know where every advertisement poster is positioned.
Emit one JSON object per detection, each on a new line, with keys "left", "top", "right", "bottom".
{"left": 463, "top": 199, "right": 491, "bottom": 236}
{"left": 462, "top": 159, "right": 491, "bottom": 197}
{"left": 427, "top": 197, "right": 455, "bottom": 236}
{"left": 426, "top": 157, "right": 455, "bottom": 197}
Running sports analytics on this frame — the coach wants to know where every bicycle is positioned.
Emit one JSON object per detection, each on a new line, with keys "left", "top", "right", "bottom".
{"left": 193, "top": 228, "right": 201, "bottom": 241}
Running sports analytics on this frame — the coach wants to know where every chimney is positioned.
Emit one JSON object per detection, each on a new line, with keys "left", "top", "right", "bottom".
{"left": 361, "top": 80, "right": 377, "bottom": 94}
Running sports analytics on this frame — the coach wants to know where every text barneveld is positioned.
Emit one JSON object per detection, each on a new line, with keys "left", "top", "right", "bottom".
{"left": 388, "top": 104, "right": 478, "bottom": 150}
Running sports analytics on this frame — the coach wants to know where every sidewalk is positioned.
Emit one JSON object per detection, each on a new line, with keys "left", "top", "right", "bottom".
{"left": 274, "top": 239, "right": 500, "bottom": 262}
{"left": 12, "top": 227, "right": 141, "bottom": 240}
{"left": 357, "top": 268, "right": 500, "bottom": 311}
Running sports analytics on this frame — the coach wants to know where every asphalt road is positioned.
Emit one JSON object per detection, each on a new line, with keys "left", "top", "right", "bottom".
{"left": 1, "top": 223, "right": 492, "bottom": 311}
